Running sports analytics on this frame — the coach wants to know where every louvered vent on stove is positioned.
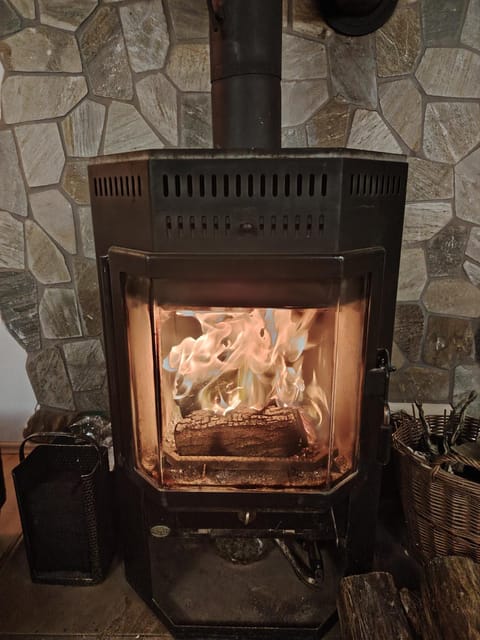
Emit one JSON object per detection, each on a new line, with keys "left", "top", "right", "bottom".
{"left": 93, "top": 175, "right": 143, "bottom": 198}
{"left": 161, "top": 172, "right": 328, "bottom": 199}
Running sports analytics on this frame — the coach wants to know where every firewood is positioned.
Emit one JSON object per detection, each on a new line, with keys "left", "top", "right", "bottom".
{"left": 337, "top": 572, "right": 414, "bottom": 640}
{"left": 174, "top": 406, "right": 307, "bottom": 457}
{"left": 399, "top": 588, "right": 433, "bottom": 640}
{"left": 421, "top": 556, "right": 480, "bottom": 640}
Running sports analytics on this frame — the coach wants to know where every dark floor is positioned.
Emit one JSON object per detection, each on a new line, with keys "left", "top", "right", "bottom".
{"left": 0, "top": 449, "right": 416, "bottom": 640}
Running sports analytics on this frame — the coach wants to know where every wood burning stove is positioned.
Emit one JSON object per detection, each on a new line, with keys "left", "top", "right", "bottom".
{"left": 88, "top": 1, "right": 407, "bottom": 636}
{"left": 88, "top": 148, "right": 407, "bottom": 638}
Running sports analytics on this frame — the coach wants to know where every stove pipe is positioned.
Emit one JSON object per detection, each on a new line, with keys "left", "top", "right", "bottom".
{"left": 208, "top": 0, "right": 282, "bottom": 151}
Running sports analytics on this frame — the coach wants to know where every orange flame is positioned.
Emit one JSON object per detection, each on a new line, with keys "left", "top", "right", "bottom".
{"left": 163, "top": 308, "right": 329, "bottom": 442}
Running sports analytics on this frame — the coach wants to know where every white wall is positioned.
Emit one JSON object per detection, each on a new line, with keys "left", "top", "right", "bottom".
{"left": 0, "top": 318, "right": 36, "bottom": 441}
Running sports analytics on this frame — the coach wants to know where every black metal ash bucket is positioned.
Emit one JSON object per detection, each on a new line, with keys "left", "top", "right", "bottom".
{"left": 13, "top": 432, "right": 115, "bottom": 585}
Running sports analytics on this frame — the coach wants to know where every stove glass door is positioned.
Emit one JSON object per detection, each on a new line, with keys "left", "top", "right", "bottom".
{"left": 119, "top": 254, "right": 377, "bottom": 492}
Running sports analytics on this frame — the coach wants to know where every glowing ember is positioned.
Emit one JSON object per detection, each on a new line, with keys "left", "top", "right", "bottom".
{"left": 162, "top": 308, "right": 329, "bottom": 444}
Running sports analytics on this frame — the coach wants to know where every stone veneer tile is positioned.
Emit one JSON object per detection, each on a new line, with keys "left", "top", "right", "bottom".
{"left": 397, "top": 247, "right": 427, "bottom": 301}
{"left": 281, "top": 79, "right": 329, "bottom": 126}
{"left": 63, "top": 339, "right": 106, "bottom": 391}
{"left": 406, "top": 158, "right": 453, "bottom": 202}
{"left": 61, "top": 100, "right": 105, "bottom": 158}
{"left": 0, "top": 210, "right": 24, "bottom": 269}
{"left": 403, "top": 202, "right": 452, "bottom": 244}
{"left": 421, "top": 0, "right": 469, "bottom": 46}
{"left": 72, "top": 258, "right": 102, "bottom": 336}
{"left": 39, "top": 0, "right": 97, "bottom": 31}
{"left": 423, "top": 102, "right": 480, "bottom": 164}
{"left": 26, "top": 347, "right": 75, "bottom": 410}
{"left": 62, "top": 161, "right": 90, "bottom": 205}
{"left": 39, "top": 288, "right": 82, "bottom": 339}
{"left": 25, "top": 220, "right": 70, "bottom": 285}
{"left": 424, "top": 316, "right": 473, "bottom": 368}
{"left": 423, "top": 278, "right": 480, "bottom": 317}
{"left": 30, "top": 189, "right": 76, "bottom": 254}
{"left": 180, "top": 93, "right": 212, "bottom": 148}
{"left": 2, "top": 75, "right": 87, "bottom": 124}
{"left": 416, "top": 48, "right": 480, "bottom": 99}
{"left": 379, "top": 78, "right": 422, "bottom": 151}
{"left": 166, "top": 43, "right": 210, "bottom": 92}
{"left": 74, "top": 385, "right": 109, "bottom": 413}
{"left": 0, "top": 58, "right": 4, "bottom": 120}
{"left": 347, "top": 109, "right": 402, "bottom": 154}
{"left": 0, "top": 130, "right": 28, "bottom": 216}
{"left": 283, "top": 33, "right": 327, "bottom": 81}
{"left": 0, "top": 26, "right": 82, "bottom": 72}
{"left": 136, "top": 73, "right": 178, "bottom": 145}
{"left": 103, "top": 102, "right": 161, "bottom": 155}
{"left": 0, "top": 270, "right": 40, "bottom": 351}
{"left": 389, "top": 365, "right": 450, "bottom": 403}
{"left": 306, "top": 99, "right": 351, "bottom": 148}
{"left": 394, "top": 303, "right": 425, "bottom": 362}
{"left": 281, "top": 126, "right": 307, "bottom": 148}
{"left": 455, "top": 147, "right": 480, "bottom": 226}
{"left": 377, "top": 3, "right": 421, "bottom": 77}
{"left": 292, "top": 0, "right": 330, "bottom": 39}
{"left": 454, "top": 365, "right": 480, "bottom": 415}
{"left": 462, "top": 0, "right": 480, "bottom": 50}
{"left": 9, "top": 0, "right": 35, "bottom": 19}
{"left": 120, "top": 0, "right": 169, "bottom": 73}
{"left": 167, "top": 0, "right": 208, "bottom": 40}
{"left": 426, "top": 223, "right": 469, "bottom": 277}
{"left": 464, "top": 260, "right": 480, "bottom": 287}
{"left": 329, "top": 35, "right": 377, "bottom": 109}
{"left": 76, "top": 206, "right": 95, "bottom": 259}
{"left": 78, "top": 5, "right": 133, "bottom": 100}
{"left": 0, "top": 0, "right": 22, "bottom": 37}
{"left": 466, "top": 227, "right": 480, "bottom": 263}
{"left": 391, "top": 342, "right": 406, "bottom": 370}
{"left": 15, "top": 123, "right": 65, "bottom": 187}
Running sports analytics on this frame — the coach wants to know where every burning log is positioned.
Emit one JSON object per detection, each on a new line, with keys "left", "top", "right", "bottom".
{"left": 174, "top": 405, "right": 307, "bottom": 457}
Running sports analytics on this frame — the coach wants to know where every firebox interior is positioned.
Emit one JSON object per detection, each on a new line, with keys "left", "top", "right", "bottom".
{"left": 120, "top": 257, "right": 374, "bottom": 492}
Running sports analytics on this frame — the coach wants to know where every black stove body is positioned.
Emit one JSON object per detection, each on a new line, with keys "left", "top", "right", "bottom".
{"left": 88, "top": 147, "right": 407, "bottom": 638}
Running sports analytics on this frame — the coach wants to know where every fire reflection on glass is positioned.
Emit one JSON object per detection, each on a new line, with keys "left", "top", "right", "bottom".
{"left": 125, "top": 276, "right": 367, "bottom": 491}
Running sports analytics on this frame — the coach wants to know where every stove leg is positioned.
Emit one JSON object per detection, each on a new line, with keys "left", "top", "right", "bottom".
{"left": 344, "top": 464, "right": 383, "bottom": 575}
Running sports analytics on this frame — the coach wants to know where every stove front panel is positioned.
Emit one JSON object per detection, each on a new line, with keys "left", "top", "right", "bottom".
{"left": 108, "top": 250, "right": 384, "bottom": 500}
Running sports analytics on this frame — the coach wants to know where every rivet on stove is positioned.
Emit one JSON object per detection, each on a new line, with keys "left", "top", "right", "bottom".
{"left": 150, "top": 524, "right": 171, "bottom": 538}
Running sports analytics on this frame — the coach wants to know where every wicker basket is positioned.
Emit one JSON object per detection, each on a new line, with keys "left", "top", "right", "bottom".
{"left": 392, "top": 414, "right": 480, "bottom": 564}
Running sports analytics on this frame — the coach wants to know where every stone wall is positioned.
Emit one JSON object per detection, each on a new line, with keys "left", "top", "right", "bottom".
{"left": 0, "top": 0, "right": 479, "bottom": 416}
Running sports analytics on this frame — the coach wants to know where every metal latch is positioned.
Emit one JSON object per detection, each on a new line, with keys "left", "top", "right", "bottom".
{"left": 366, "top": 349, "right": 396, "bottom": 465}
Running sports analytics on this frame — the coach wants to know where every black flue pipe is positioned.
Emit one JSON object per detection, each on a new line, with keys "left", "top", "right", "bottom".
{"left": 208, "top": 0, "right": 282, "bottom": 151}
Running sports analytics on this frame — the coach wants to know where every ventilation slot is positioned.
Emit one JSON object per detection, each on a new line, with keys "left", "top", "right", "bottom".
{"left": 157, "top": 173, "right": 329, "bottom": 199}
{"left": 350, "top": 173, "right": 402, "bottom": 197}
{"left": 93, "top": 175, "right": 143, "bottom": 198}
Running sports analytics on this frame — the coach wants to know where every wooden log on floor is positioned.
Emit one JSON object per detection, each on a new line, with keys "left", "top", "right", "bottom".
{"left": 174, "top": 406, "right": 307, "bottom": 457}
{"left": 337, "top": 572, "right": 414, "bottom": 640}
{"left": 400, "top": 588, "right": 434, "bottom": 640}
{"left": 421, "top": 556, "right": 480, "bottom": 640}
